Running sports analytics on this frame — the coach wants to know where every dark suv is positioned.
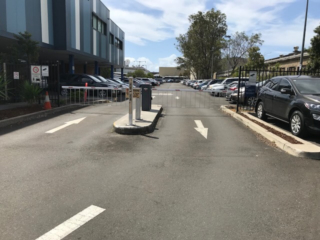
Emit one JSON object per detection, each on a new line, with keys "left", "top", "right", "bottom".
{"left": 256, "top": 75, "right": 320, "bottom": 137}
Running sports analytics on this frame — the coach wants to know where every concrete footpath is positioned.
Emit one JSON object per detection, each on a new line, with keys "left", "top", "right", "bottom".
{"left": 221, "top": 106, "right": 320, "bottom": 160}
{"left": 113, "top": 105, "right": 163, "bottom": 134}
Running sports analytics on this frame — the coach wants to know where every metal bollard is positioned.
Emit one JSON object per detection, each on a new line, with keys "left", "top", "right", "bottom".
{"left": 136, "top": 89, "right": 141, "bottom": 120}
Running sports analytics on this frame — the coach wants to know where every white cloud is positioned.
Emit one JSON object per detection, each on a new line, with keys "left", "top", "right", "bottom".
{"left": 106, "top": 0, "right": 207, "bottom": 45}
{"left": 125, "top": 54, "right": 178, "bottom": 72}
{"left": 215, "top": 0, "right": 320, "bottom": 51}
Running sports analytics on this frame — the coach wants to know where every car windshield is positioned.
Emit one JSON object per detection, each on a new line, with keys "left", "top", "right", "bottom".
{"left": 89, "top": 76, "right": 102, "bottom": 82}
{"left": 293, "top": 79, "right": 320, "bottom": 94}
{"left": 96, "top": 76, "right": 108, "bottom": 83}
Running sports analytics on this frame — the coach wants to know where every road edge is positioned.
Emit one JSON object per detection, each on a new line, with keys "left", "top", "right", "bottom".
{"left": 0, "top": 105, "right": 85, "bottom": 129}
{"left": 221, "top": 106, "right": 320, "bottom": 160}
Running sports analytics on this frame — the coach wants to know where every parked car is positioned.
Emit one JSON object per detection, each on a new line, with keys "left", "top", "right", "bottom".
{"left": 202, "top": 79, "right": 223, "bottom": 90}
{"left": 193, "top": 80, "right": 205, "bottom": 89}
{"left": 256, "top": 75, "right": 320, "bottom": 137}
{"left": 196, "top": 80, "right": 209, "bottom": 90}
{"left": 210, "top": 78, "right": 249, "bottom": 96}
{"left": 95, "top": 75, "right": 127, "bottom": 94}
{"left": 60, "top": 74, "right": 121, "bottom": 97}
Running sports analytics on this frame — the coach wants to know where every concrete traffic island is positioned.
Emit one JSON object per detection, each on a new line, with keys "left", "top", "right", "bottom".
{"left": 113, "top": 105, "right": 163, "bottom": 135}
{"left": 221, "top": 105, "right": 320, "bottom": 160}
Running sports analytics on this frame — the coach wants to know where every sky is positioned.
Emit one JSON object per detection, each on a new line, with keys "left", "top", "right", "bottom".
{"left": 102, "top": 0, "right": 320, "bottom": 72}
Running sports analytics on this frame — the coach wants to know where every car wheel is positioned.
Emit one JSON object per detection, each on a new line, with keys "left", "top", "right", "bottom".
{"left": 61, "top": 89, "right": 69, "bottom": 97}
{"left": 247, "top": 97, "right": 256, "bottom": 107}
{"left": 98, "top": 90, "right": 107, "bottom": 98}
{"left": 290, "top": 111, "right": 307, "bottom": 137}
{"left": 256, "top": 101, "right": 267, "bottom": 120}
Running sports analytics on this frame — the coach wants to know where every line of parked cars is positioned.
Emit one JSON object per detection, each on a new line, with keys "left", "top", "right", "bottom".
{"left": 60, "top": 74, "right": 166, "bottom": 97}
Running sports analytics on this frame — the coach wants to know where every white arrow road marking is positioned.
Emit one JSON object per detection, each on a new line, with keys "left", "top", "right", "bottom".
{"left": 194, "top": 120, "right": 208, "bottom": 139}
{"left": 35, "top": 205, "right": 105, "bottom": 240}
{"left": 46, "top": 117, "right": 86, "bottom": 134}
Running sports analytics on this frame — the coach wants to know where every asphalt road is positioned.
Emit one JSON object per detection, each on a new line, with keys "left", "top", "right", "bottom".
{"left": 1, "top": 83, "right": 320, "bottom": 240}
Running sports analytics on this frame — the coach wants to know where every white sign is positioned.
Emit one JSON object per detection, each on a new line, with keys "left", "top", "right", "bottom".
{"left": 249, "top": 71, "right": 257, "bottom": 83}
{"left": 31, "top": 65, "right": 42, "bottom": 83}
{"left": 41, "top": 66, "right": 49, "bottom": 77}
{"left": 13, "top": 72, "right": 19, "bottom": 80}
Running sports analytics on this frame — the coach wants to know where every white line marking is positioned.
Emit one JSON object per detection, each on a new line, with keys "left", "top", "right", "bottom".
{"left": 152, "top": 93, "right": 173, "bottom": 96}
{"left": 176, "top": 96, "right": 180, "bottom": 100}
{"left": 36, "top": 205, "right": 105, "bottom": 240}
{"left": 194, "top": 120, "right": 208, "bottom": 139}
{"left": 46, "top": 117, "right": 86, "bottom": 134}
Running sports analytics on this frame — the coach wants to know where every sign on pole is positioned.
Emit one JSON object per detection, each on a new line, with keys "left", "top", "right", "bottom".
{"left": 41, "top": 66, "right": 49, "bottom": 77}
{"left": 13, "top": 72, "right": 19, "bottom": 80}
{"left": 133, "top": 89, "right": 140, "bottom": 98}
{"left": 31, "top": 65, "right": 42, "bottom": 83}
{"left": 249, "top": 71, "right": 257, "bottom": 83}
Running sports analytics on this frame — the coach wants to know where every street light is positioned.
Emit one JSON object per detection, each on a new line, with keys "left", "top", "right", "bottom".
{"left": 299, "top": 0, "right": 309, "bottom": 71}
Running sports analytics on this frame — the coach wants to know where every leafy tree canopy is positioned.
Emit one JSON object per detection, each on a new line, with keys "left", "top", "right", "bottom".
{"left": 175, "top": 9, "right": 227, "bottom": 79}
{"left": 245, "top": 47, "right": 265, "bottom": 69}
{"left": 308, "top": 25, "right": 320, "bottom": 70}
{"left": 225, "top": 32, "right": 263, "bottom": 73}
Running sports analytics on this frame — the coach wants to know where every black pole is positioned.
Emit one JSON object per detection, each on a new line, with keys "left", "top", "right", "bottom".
{"left": 300, "top": 0, "right": 309, "bottom": 72}
{"left": 57, "top": 61, "right": 60, "bottom": 107}
{"left": 236, "top": 66, "right": 241, "bottom": 113}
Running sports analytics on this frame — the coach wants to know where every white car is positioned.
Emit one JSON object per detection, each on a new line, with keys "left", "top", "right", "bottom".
{"left": 209, "top": 78, "right": 247, "bottom": 95}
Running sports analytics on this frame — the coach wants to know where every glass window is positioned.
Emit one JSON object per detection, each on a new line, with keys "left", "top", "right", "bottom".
{"left": 93, "top": 16, "right": 97, "bottom": 29}
{"left": 110, "top": 34, "right": 114, "bottom": 44}
{"left": 269, "top": 78, "right": 280, "bottom": 91}
{"left": 98, "top": 19, "right": 102, "bottom": 33}
{"left": 279, "top": 79, "right": 292, "bottom": 90}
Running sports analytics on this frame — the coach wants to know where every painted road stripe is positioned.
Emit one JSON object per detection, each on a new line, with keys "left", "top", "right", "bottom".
{"left": 36, "top": 205, "right": 105, "bottom": 240}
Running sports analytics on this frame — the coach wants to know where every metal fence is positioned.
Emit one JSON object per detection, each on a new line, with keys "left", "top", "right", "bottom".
{"left": 60, "top": 86, "right": 128, "bottom": 106}
{"left": 0, "top": 62, "right": 60, "bottom": 105}
{"left": 236, "top": 67, "right": 320, "bottom": 113}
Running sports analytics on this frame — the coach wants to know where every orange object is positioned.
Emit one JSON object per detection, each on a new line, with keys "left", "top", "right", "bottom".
{"left": 44, "top": 91, "right": 52, "bottom": 110}
{"left": 84, "top": 82, "right": 88, "bottom": 102}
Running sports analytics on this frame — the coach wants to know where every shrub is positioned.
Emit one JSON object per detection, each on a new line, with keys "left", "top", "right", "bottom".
{"left": 20, "top": 81, "right": 42, "bottom": 104}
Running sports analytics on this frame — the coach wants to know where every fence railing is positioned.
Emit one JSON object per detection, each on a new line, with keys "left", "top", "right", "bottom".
{"left": 236, "top": 67, "right": 320, "bottom": 113}
{"left": 60, "top": 86, "right": 128, "bottom": 106}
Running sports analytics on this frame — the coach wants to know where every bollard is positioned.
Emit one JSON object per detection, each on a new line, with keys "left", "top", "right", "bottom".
{"left": 136, "top": 88, "right": 141, "bottom": 120}
{"left": 84, "top": 82, "right": 88, "bottom": 102}
{"left": 128, "top": 77, "right": 133, "bottom": 125}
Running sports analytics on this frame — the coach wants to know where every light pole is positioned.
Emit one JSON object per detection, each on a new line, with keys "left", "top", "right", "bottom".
{"left": 299, "top": 0, "right": 309, "bottom": 71}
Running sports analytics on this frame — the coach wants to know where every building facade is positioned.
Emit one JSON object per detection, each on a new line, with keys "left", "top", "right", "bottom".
{"left": 265, "top": 47, "right": 309, "bottom": 71}
{"left": 0, "top": 0, "right": 125, "bottom": 76}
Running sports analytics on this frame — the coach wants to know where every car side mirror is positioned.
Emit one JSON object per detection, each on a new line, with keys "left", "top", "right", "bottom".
{"left": 280, "top": 88, "right": 292, "bottom": 94}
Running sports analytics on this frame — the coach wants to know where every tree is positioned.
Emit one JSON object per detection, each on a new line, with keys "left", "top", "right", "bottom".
{"left": 146, "top": 72, "right": 154, "bottom": 78}
{"left": 225, "top": 32, "right": 263, "bottom": 74}
{"left": 175, "top": 9, "right": 227, "bottom": 79}
{"left": 8, "top": 31, "right": 39, "bottom": 64}
{"left": 133, "top": 69, "right": 145, "bottom": 78}
{"left": 245, "top": 47, "right": 265, "bottom": 69}
{"left": 308, "top": 25, "right": 320, "bottom": 71}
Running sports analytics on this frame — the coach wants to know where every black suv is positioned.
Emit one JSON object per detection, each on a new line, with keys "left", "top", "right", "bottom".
{"left": 256, "top": 75, "right": 320, "bottom": 137}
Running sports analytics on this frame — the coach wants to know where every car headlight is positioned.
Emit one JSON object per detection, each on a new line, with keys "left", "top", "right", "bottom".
{"left": 304, "top": 103, "right": 320, "bottom": 110}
